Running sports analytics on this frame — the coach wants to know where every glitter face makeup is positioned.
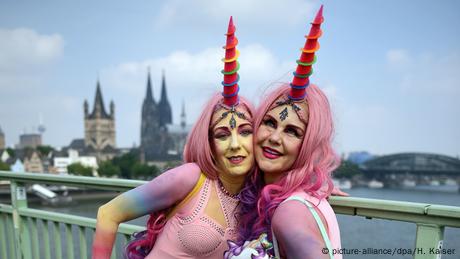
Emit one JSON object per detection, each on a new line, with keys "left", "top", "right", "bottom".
{"left": 211, "top": 107, "right": 254, "bottom": 178}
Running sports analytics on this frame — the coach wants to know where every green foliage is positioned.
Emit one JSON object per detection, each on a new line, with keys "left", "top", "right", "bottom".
{"left": 98, "top": 160, "right": 121, "bottom": 177}
{"left": 0, "top": 161, "right": 10, "bottom": 171}
{"left": 37, "top": 145, "right": 54, "bottom": 157}
{"left": 6, "top": 147, "right": 15, "bottom": 157}
{"left": 112, "top": 152, "right": 138, "bottom": 178}
{"left": 67, "top": 162, "right": 93, "bottom": 177}
{"left": 131, "top": 162, "right": 160, "bottom": 180}
{"left": 91, "top": 149, "right": 163, "bottom": 179}
{"left": 163, "top": 160, "right": 182, "bottom": 171}
{"left": 334, "top": 160, "right": 363, "bottom": 179}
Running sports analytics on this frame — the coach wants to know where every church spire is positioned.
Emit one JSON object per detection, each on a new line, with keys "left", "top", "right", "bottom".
{"left": 180, "top": 100, "right": 186, "bottom": 129}
{"left": 145, "top": 67, "right": 155, "bottom": 103}
{"left": 89, "top": 80, "right": 110, "bottom": 119}
{"left": 158, "top": 69, "right": 172, "bottom": 127}
{"left": 160, "top": 69, "right": 168, "bottom": 102}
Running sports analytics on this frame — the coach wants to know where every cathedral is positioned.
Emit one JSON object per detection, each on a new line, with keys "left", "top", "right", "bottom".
{"left": 140, "top": 69, "right": 179, "bottom": 161}
{"left": 68, "top": 70, "right": 188, "bottom": 163}
{"left": 83, "top": 81, "right": 117, "bottom": 161}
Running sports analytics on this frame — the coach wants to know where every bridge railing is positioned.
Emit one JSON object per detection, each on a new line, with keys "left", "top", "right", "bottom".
{"left": 1, "top": 170, "right": 459, "bottom": 259}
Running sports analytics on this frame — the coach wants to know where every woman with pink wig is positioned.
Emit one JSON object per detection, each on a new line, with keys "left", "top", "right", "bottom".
{"left": 92, "top": 17, "right": 256, "bottom": 259}
{"left": 226, "top": 6, "right": 342, "bottom": 259}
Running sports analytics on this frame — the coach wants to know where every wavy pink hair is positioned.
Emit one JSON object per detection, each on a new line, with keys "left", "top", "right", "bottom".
{"left": 237, "top": 83, "right": 340, "bottom": 242}
{"left": 125, "top": 93, "right": 254, "bottom": 258}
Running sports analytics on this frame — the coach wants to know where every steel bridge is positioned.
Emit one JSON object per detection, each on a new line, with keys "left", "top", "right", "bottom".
{"left": 362, "top": 153, "right": 460, "bottom": 175}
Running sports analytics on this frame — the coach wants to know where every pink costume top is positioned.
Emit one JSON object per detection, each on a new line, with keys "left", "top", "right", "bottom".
{"left": 147, "top": 175, "right": 239, "bottom": 258}
{"left": 271, "top": 191, "right": 342, "bottom": 259}
{"left": 92, "top": 163, "right": 239, "bottom": 259}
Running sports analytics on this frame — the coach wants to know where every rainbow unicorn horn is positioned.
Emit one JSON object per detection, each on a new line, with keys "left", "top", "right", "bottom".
{"left": 221, "top": 16, "right": 240, "bottom": 107}
{"left": 289, "top": 5, "right": 324, "bottom": 100}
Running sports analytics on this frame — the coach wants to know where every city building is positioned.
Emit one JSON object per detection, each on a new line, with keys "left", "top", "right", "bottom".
{"left": 166, "top": 101, "right": 191, "bottom": 156}
{"left": 18, "top": 133, "right": 42, "bottom": 149}
{"left": 53, "top": 149, "right": 98, "bottom": 176}
{"left": 23, "top": 150, "right": 44, "bottom": 173}
{"left": 140, "top": 69, "right": 182, "bottom": 161}
{"left": 83, "top": 80, "right": 117, "bottom": 161}
{"left": 0, "top": 126, "right": 5, "bottom": 149}
{"left": 10, "top": 159, "right": 24, "bottom": 173}
{"left": 1, "top": 149, "right": 10, "bottom": 163}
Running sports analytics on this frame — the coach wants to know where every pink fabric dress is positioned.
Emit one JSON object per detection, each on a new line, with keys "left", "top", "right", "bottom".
{"left": 146, "top": 177, "right": 239, "bottom": 259}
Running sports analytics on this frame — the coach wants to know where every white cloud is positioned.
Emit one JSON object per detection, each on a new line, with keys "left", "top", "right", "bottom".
{"left": 386, "top": 49, "right": 411, "bottom": 70}
{"left": 0, "top": 28, "right": 64, "bottom": 73}
{"left": 154, "top": 0, "right": 316, "bottom": 28}
{"left": 386, "top": 50, "right": 460, "bottom": 97}
{"left": 100, "top": 43, "right": 292, "bottom": 146}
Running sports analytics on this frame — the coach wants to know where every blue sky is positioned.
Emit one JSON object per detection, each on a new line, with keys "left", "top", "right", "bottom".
{"left": 0, "top": 0, "right": 459, "bottom": 157}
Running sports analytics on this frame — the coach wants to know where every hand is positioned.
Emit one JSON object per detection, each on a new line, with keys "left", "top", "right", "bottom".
{"left": 331, "top": 186, "right": 349, "bottom": 197}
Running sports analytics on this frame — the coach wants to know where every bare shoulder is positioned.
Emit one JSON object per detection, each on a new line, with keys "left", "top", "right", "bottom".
{"left": 272, "top": 198, "right": 328, "bottom": 237}
{"left": 271, "top": 199, "right": 329, "bottom": 259}
{"left": 155, "top": 162, "right": 202, "bottom": 187}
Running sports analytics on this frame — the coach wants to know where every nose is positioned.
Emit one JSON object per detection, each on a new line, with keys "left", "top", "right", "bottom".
{"left": 230, "top": 133, "right": 241, "bottom": 150}
{"left": 268, "top": 129, "right": 281, "bottom": 145}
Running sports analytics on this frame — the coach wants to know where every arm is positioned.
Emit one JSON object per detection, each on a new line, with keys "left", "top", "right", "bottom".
{"left": 92, "top": 163, "right": 201, "bottom": 259}
{"left": 271, "top": 200, "right": 329, "bottom": 259}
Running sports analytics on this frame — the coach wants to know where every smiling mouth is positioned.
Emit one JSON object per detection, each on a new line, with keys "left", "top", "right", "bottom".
{"left": 262, "top": 146, "right": 282, "bottom": 159}
{"left": 227, "top": 156, "right": 245, "bottom": 164}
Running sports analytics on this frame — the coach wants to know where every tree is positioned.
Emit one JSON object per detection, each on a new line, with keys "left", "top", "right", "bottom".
{"left": 131, "top": 162, "right": 159, "bottom": 180}
{"left": 0, "top": 161, "right": 10, "bottom": 171}
{"left": 67, "top": 163, "right": 93, "bottom": 177}
{"left": 112, "top": 152, "right": 138, "bottom": 178}
{"left": 98, "top": 160, "right": 121, "bottom": 178}
{"left": 37, "top": 145, "right": 54, "bottom": 157}
{"left": 6, "top": 148, "right": 15, "bottom": 157}
{"left": 333, "top": 160, "right": 362, "bottom": 179}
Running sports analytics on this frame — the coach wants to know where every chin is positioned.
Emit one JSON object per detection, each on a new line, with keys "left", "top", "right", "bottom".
{"left": 227, "top": 165, "right": 252, "bottom": 176}
{"left": 258, "top": 160, "right": 282, "bottom": 175}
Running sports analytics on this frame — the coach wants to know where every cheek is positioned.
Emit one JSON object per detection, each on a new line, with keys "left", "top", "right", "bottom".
{"left": 212, "top": 139, "right": 227, "bottom": 156}
{"left": 240, "top": 136, "right": 253, "bottom": 153}
{"left": 256, "top": 127, "right": 270, "bottom": 144}
{"left": 285, "top": 138, "right": 303, "bottom": 157}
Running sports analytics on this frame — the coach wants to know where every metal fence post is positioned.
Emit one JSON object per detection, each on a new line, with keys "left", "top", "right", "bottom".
{"left": 413, "top": 224, "right": 444, "bottom": 259}
{"left": 10, "top": 180, "right": 31, "bottom": 259}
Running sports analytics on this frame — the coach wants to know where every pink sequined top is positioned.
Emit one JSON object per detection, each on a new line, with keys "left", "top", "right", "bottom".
{"left": 146, "top": 176, "right": 239, "bottom": 259}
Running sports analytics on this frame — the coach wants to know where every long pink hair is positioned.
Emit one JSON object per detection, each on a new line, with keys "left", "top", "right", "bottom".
{"left": 237, "top": 83, "right": 340, "bottom": 242}
{"left": 125, "top": 93, "right": 254, "bottom": 258}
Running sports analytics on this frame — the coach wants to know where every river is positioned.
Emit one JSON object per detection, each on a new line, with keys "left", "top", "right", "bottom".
{"left": 28, "top": 187, "right": 460, "bottom": 259}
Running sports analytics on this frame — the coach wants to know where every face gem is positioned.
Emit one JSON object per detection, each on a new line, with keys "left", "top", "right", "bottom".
{"left": 279, "top": 107, "right": 288, "bottom": 121}
{"left": 230, "top": 115, "right": 237, "bottom": 129}
{"left": 292, "top": 104, "right": 301, "bottom": 112}
{"left": 276, "top": 99, "right": 302, "bottom": 113}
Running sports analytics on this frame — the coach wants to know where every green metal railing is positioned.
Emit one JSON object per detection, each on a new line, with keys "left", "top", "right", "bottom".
{"left": 1, "top": 170, "right": 459, "bottom": 259}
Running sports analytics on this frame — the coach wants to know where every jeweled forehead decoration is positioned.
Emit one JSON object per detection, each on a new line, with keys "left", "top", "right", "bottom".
{"left": 219, "top": 16, "right": 242, "bottom": 129}
{"left": 288, "top": 5, "right": 324, "bottom": 101}
{"left": 212, "top": 104, "right": 248, "bottom": 130}
{"left": 276, "top": 99, "right": 302, "bottom": 121}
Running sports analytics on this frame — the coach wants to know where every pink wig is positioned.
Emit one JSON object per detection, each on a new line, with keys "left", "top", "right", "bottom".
{"left": 126, "top": 92, "right": 254, "bottom": 258}
{"left": 238, "top": 83, "right": 339, "bottom": 242}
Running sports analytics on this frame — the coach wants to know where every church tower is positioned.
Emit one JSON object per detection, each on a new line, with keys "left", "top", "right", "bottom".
{"left": 158, "top": 70, "right": 172, "bottom": 128}
{"left": 141, "top": 68, "right": 159, "bottom": 154}
{"left": 84, "top": 80, "right": 116, "bottom": 157}
{"left": 180, "top": 100, "right": 186, "bottom": 129}
{"left": 0, "top": 125, "right": 5, "bottom": 149}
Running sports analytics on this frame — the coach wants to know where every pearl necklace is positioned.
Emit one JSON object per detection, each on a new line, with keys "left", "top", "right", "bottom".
{"left": 218, "top": 179, "right": 240, "bottom": 200}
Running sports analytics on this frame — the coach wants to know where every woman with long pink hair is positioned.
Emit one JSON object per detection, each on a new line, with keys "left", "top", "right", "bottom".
{"left": 226, "top": 6, "right": 342, "bottom": 259}
{"left": 92, "top": 17, "right": 256, "bottom": 259}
